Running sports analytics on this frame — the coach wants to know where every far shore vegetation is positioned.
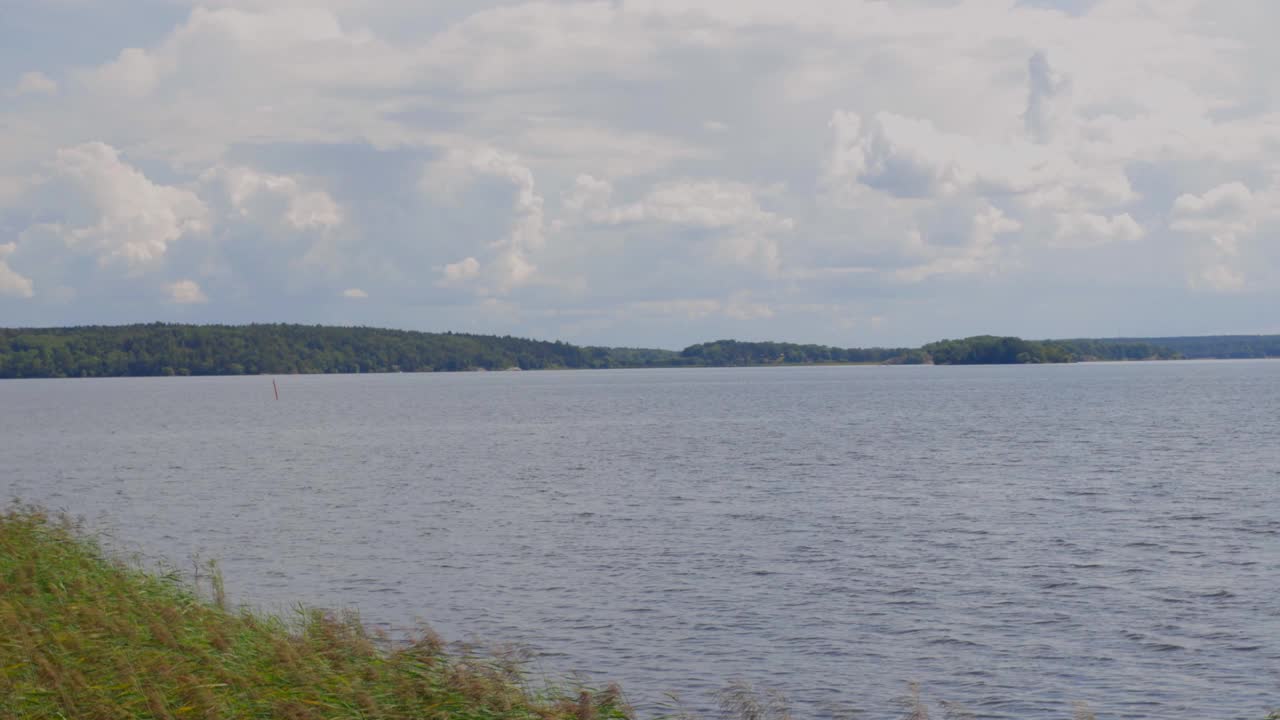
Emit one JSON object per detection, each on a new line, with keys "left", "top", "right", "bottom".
{"left": 5, "top": 507, "right": 1274, "bottom": 719}
{"left": 2, "top": 323, "right": 1278, "bottom": 378}
{"left": 0, "top": 320, "right": 1274, "bottom": 376}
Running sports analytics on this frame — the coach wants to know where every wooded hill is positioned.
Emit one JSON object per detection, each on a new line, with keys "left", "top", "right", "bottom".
{"left": 0, "top": 323, "right": 1272, "bottom": 378}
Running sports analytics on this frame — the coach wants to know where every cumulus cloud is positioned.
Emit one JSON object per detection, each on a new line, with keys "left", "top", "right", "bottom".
{"left": 562, "top": 174, "right": 614, "bottom": 215}
{"left": 0, "top": 243, "right": 35, "bottom": 298}
{"left": 14, "top": 71, "right": 57, "bottom": 96}
{"left": 1052, "top": 212, "right": 1144, "bottom": 248}
{"left": 55, "top": 142, "right": 209, "bottom": 270}
{"left": 424, "top": 146, "right": 546, "bottom": 293}
{"left": 207, "top": 166, "right": 342, "bottom": 230}
{"left": 1171, "top": 183, "right": 1255, "bottom": 236}
{"left": 570, "top": 179, "right": 794, "bottom": 274}
{"left": 827, "top": 111, "right": 974, "bottom": 199}
{"left": 167, "top": 279, "right": 208, "bottom": 304}
{"left": 895, "top": 203, "right": 1021, "bottom": 283}
{"left": 439, "top": 256, "right": 481, "bottom": 284}
{"left": 1170, "top": 181, "right": 1274, "bottom": 293}
{"left": 88, "top": 48, "right": 162, "bottom": 98}
{"left": 605, "top": 181, "right": 793, "bottom": 232}
{"left": 825, "top": 109, "right": 1132, "bottom": 209}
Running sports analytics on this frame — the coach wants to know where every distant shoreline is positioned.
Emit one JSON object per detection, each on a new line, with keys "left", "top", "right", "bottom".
{"left": 3, "top": 323, "right": 1278, "bottom": 379}
{"left": 7, "top": 356, "right": 1280, "bottom": 382}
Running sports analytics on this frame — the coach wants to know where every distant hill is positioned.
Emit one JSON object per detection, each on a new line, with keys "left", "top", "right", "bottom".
{"left": 0, "top": 324, "right": 1274, "bottom": 378}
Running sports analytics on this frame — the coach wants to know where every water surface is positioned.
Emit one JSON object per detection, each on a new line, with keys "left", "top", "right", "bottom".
{"left": 3, "top": 362, "right": 1277, "bottom": 718}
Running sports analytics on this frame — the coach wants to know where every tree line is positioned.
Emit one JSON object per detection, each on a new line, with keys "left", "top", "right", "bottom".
{"left": 1085, "top": 335, "right": 1280, "bottom": 359}
{"left": 920, "top": 336, "right": 1179, "bottom": 365}
{"left": 0, "top": 324, "right": 648, "bottom": 378}
{"left": 3, "top": 323, "right": 1263, "bottom": 379}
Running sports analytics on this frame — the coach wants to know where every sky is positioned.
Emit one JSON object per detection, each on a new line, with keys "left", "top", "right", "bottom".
{"left": 1, "top": 0, "right": 1278, "bottom": 349}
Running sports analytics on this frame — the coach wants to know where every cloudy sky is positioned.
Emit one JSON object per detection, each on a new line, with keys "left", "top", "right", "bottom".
{"left": 2, "top": 0, "right": 1277, "bottom": 348}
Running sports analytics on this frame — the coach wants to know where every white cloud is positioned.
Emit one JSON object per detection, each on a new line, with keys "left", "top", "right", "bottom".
{"left": 1171, "top": 181, "right": 1275, "bottom": 293}
{"left": 1052, "top": 212, "right": 1144, "bottom": 248}
{"left": 54, "top": 142, "right": 209, "bottom": 270}
{"left": 167, "top": 279, "right": 208, "bottom": 304}
{"left": 208, "top": 166, "right": 342, "bottom": 230}
{"left": 826, "top": 111, "right": 975, "bottom": 199}
{"left": 87, "top": 47, "right": 162, "bottom": 98}
{"left": 342, "top": 287, "right": 368, "bottom": 299}
{"left": 606, "top": 181, "right": 793, "bottom": 232}
{"left": 424, "top": 146, "right": 545, "bottom": 293}
{"left": 1171, "top": 182, "right": 1255, "bottom": 236}
{"left": 579, "top": 179, "right": 794, "bottom": 274}
{"left": 0, "top": 243, "right": 35, "bottom": 299}
{"left": 14, "top": 71, "right": 57, "bottom": 96}
{"left": 440, "top": 256, "right": 481, "bottom": 284}
{"left": 562, "top": 174, "right": 614, "bottom": 214}
{"left": 895, "top": 203, "right": 1021, "bottom": 283}
{"left": 825, "top": 108, "right": 1133, "bottom": 209}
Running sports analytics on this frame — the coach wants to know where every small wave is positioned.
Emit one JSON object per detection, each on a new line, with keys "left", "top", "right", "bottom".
{"left": 1040, "top": 581, "right": 1077, "bottom": 590}
{"left": 926, "top": 637, "right": 986, "bottom": 648}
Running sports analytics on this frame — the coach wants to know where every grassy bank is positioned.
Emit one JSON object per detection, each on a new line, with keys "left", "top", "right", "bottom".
{"left": 0, "top": 507, "right": 629, "bottom": 720}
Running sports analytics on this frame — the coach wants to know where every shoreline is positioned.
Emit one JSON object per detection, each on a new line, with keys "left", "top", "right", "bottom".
{"left": 4, "top": 354, "right": 1280, "bottom": 381}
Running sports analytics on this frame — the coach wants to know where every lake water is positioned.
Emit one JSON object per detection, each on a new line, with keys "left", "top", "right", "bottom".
{"left": 2, "top": 362, "right": 1277, "bottom": 718}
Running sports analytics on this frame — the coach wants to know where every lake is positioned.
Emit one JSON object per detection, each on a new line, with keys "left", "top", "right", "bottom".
{"left": 2, "top": 362, "right": 1277, "bottom": 718}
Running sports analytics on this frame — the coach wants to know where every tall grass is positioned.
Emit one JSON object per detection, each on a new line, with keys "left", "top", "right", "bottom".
{"left": 0, "top": 506, "right": 629, "bottom": 720}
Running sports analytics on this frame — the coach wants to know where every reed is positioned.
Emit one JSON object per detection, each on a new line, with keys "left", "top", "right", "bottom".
{"left": 0, "top": 506, "right": 630, "bottom": 720}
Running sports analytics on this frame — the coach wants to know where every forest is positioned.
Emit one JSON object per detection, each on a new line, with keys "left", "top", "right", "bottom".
{"left": 1086, "top": 335, "right": 1280, "bottom": 359}
{"left": 676, "top": 339, "right": 914, "bottom": 366}
{"left": 1, "top": 324, "right": 1270, "bottom": 378}
{"left": 0, "top": 324, "right": 647, "bottom": 378}
{"left": 921, "top": 336, "right": 1179, "bottom": 365}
